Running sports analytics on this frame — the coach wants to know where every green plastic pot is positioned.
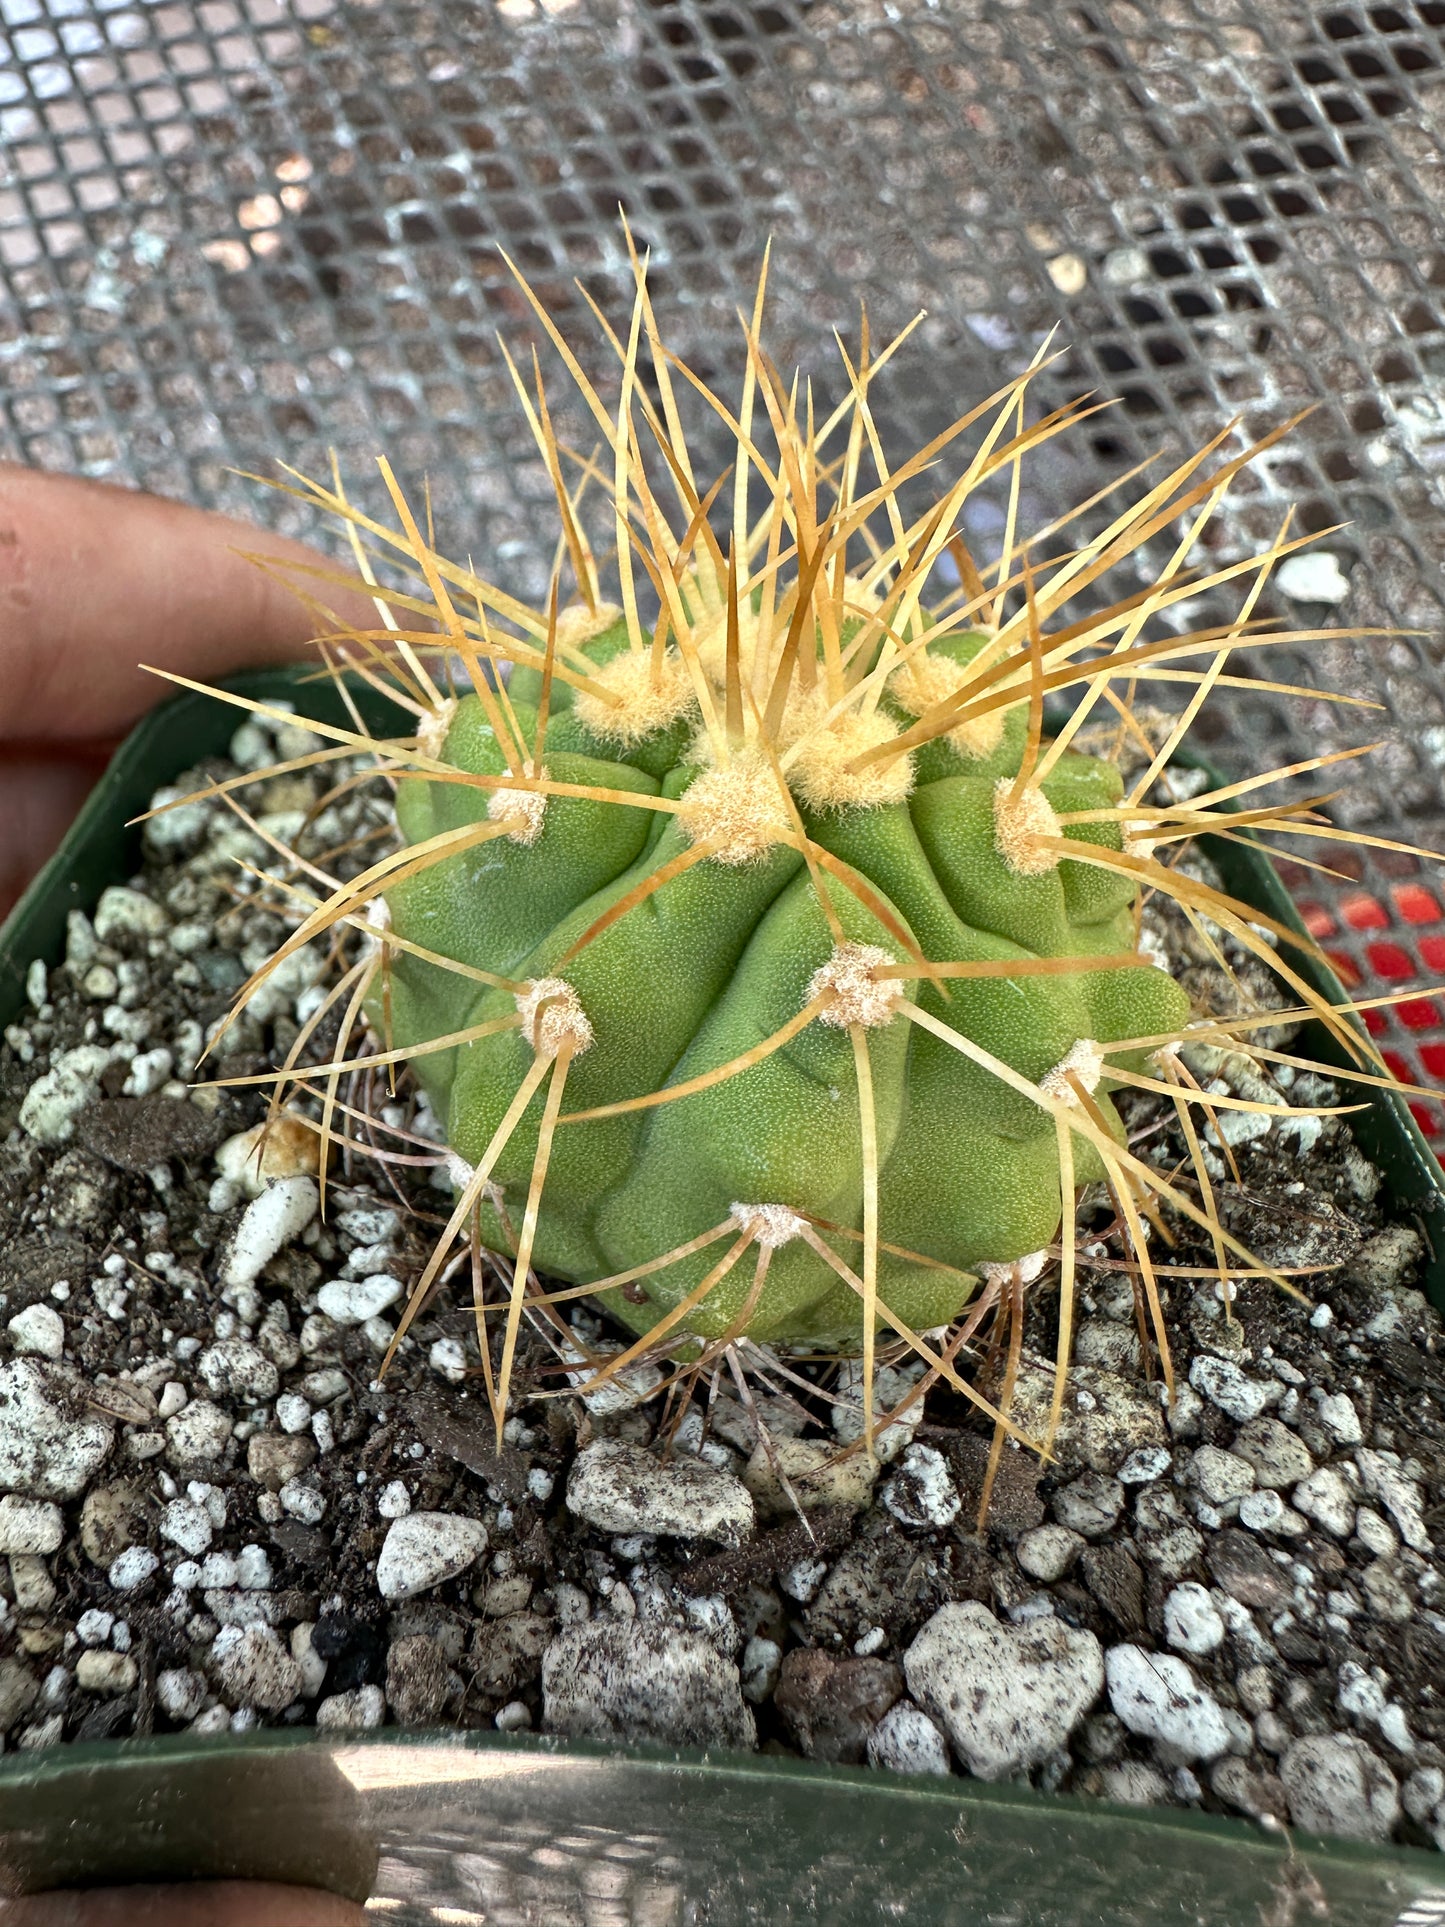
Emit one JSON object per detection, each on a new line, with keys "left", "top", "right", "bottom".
{"left": 1, "top": 670, "right": 1443, "bottom": 1923}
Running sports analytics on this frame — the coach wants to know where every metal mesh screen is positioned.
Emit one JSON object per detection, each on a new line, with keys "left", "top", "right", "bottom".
{"left": 3, "top": 0, "right": 1443, "bottom": 1132}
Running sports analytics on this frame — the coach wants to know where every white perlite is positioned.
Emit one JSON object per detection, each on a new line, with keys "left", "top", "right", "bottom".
{"left": 1105, "top": 1646, "right": 1231, "bottom": 1762}
{"left": 904, "top": 1602, "right": 1103, "bottom": 1781}
{"left": 376, "top": 1511, "right": 488, "bottom": 1600}
{"left": 316, "top": 1276, "right": 404, "bottom": 1325}
{"left": 197, "top": 1340, "right": 279, "bottom": 1403}
{"left": 0, "top": 1361, "right": 114, "bottom": 1499}
{"left": 566, "top": 1441, "right": 754, "bottom": 1544}
{"left": 210, "top": 1625, "right": 304, "bottom": 1713}
{"left": 0, "top": 1497, "right": 63, "bottom": 1556}
{"left": 1015, "top": 1525, "right": 1085, "bottom": 1584}
{"left": 7, "top": 1304, "right": 65, "bottom": 1361}
{"left": 1354, "top": 1449, "right": 1433, "bottom": 1553}
{"left": 18, "top": 1044, "right": 122, "bottom": 1146}
{"left": 220, "top": 1178, "right": 319, "bottom": 1289}
{"left": 881, "top": 1444, "right": 960, "bottom": 1529}
{"left": 1162, "top": 1583, "right": 1226, "bottom": 1657}
{"left": 1188, "top": 1354, "right": 1272, "bottom": 1423}
{"left": 543, "top": 1619, "right": 755, "bottom": 1749}
{"left": 1293, "top": 1464, "right": 1358, "bottom": 1539}
{"left": 866, "top": 1702, "right": 952, "bottom": 1777}
{"left": 165, "top": 1400, "right": 233, "bottom": 1466}
{"left": 1280, "top": 1733, "right": 1400, "bottom": 1843}
{"left": 316, "top": 1685, "right": 386, "bottom": 1730}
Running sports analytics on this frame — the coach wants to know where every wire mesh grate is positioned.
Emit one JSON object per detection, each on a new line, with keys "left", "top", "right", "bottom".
{"left": 3, "top": 0, "right": 1442, "bottom": 1129}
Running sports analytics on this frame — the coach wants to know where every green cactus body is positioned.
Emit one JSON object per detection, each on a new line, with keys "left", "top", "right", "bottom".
{"left": 378, "top": 614, "right": 1190, "bottom": 1352}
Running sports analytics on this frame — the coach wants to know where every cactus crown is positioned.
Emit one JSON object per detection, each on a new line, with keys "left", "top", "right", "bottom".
{"left": 149, "top": 244, "right": 1429, "bottom": 1487}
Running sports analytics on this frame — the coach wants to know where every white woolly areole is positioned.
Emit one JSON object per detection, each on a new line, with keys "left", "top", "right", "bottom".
{"left": 730, "top": 1201, "right": 806, "bottom": 1249}
{"left": 676, "top": 752, "right": 792, "bottom": 865}
{"left": 888, "top": 652, "right": 1010, "bottom": 761}
{"left": 416, "top": 698, "right": 458, "bottom": 762}
{"left": 572, "top": 646, "right": 697, "bottom": 746}
{"left": 1038, "top": 1038, "right": 1105, "bottom": 1105}
{"left": 516, "top": 977, "right": 594, "bottom": 1059}
{"left": 808, "top": 941, "right": 901, "bottom": 1030}
{"left": 487, "top": 773, "right": 547, "bottom": 846}
{"left": 992, "top": 777, "right": 1062, "bottom": 877}
{"left": 553, "top": 601, "right": 623, "bottom": 651}
{"left": 1124, "top": 828, "right": 1159, "bottom": 861}
{"left": 978, "top": 1248, "right": 1049, "bottom": 1290}
{"left": 445, "top": 1150, "right": 476, "bottom": 1191}
{"left": 782, "top": 692, "right": 914, "bottom": 814}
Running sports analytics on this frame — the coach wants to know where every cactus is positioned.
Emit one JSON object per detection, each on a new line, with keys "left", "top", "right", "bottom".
{"left": 177, "top": 249, "right": 1417, "bottom": 1453}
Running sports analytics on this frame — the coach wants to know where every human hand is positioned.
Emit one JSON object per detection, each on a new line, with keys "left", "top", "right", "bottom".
{"left": 0, "top": 465, "right": 382, "bottom": 921}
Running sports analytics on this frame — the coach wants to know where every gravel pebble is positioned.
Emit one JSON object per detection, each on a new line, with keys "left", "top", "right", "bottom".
{"left": 0, "top": 1496, "right": 64, "bottom": 1556}
{"left": 376, "top": 1511, "right": 488, "bottom": 1599}
{"left": 220, "top": 1178, "right": 319, "bottom": 1289}
{"left": 1051, "top": 1472, "right": 1125, "bottom": 1538}
{"left": 1162, "top": 1583, "right": 1226, "bottom": 1656}
{"left": 210, "top": 1625, "right": 304, "bottom": 1713}
{"left": 316, "top": 1276, "right": 404, "bottom": 1325}
{"left": 543, "top": 1619, "right": 755, "bottom": 1749}
{"left": 1189, "top": 1356, "right": 1272, "bottom": 1423}
{"left": 1293, "top": 1464, "right": 1358, "bottom": 1539}
{"left": 316, "top": 1685, "right": 386, "bottom": 1730}
{"left": 0, "top": 1361, "right": 114, "bottom": 1499}
{"left": 880, "top": 1444, "right": 960, "bottom": 1529}
{"left": 165, "top": 1400, "right": 233, "bottom": 1467}
{"left": 7, "top": 1305, "right": 65, "bottom": 1361}
{"left": 1231, "top": 1416, "right": 1314, "bottom": 1489}
{"left": 866, "top": 1701, "right": 952, "bottom": 1777}
{"left": 566, "top": 1441, "right": 753, "bottom": 1543}
{"left": 197, "top": 1341, "right": 279, "bottom": 1403}
{"left": 905, "top": 1602, "right": 1103, "bottom": 1781}
{"left": 1015, "top": 1525, "right": 1085, "bottom": 1583}
{"left": 1105, "top": 1646, "right": 1231, "bottom": 1762}
{"left": 75, "top": 1651, "right": 138, "bottom": 1695}
{"left": 1281, "top": 1733, "right": 1401, "bottom": 1843}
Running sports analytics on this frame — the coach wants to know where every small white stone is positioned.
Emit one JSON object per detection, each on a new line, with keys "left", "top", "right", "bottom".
{"left": 1016, "top": 1525, "right": 1085, "bottom": 1583}
{"left": 428, "top": 1337, "right": 467, "bottom": 1383}
{"left": 1186, "top": 1446, "right": 1256, "bottom": 1508}
{"left": 159, "top": 1499, "right": 213, "bottom": 1557}
{"left": 1118, "top": 1446, "right": 1172, "bottom": 1485}
{"left": 0, "top": 1497, "right": 63, "bottom": 1556}
{"left": 236, "top": 1544, "right": 274, "bottom": 1590}
{"left": 279, "top": 1479, "right": 325, "bottom": 1525}
{"left": 123, "top": 1047, "right": 175, "bottom": 1098}
{"left": 316, "top": 1275, "right": 404, "bottom": 1325}
{"left": 494, "top": 1700, "right": 532, "bottom": 1732}
{"left": 316, "top": 1684, "right": 386, "bottom": 1730}
{"left": 567, "top": 1440, "right": 754, "bottom": 1543}
{"left": 94, "top": 886, "right": 168, "bottom": 944}
{"left": 1238, "top": 1489, "right": 1289, "bottom": 1534}
{"left": 107, "top": 1547, "right": 160, "bottom": 1592}
{"left": 1317, "top": 1394, "right": 1363, "bottom": 1446}
{"left": 831, "top": 1358, "right": 925, "bottom": 1463}
{"left": 290, "top": 1622, "right": 328, "bottom": 1698}
{"left": 220, "top": 1179, "right": 319, "bottom": 1289}
{"left": 779, "top": 1558, "right": 828, "bottom": 1603}
{"left": 867, "top": 1701, "right": 952, "bottom": 1777}
{"left": 1106, "top": 1645, "right": 1232, "bottom": 1761}
{"left": 10, "top": 1554, "right": 56, "bottom": 1612}
{"left": 275, "top": 1393, "right": 312, "bottom": 1434}
{"left": 376, "top": 1511, "right": 488, "bottom": 1600}
{"left": 75, "top": 1651, "right": 138, "bottom": 1695}
{"left": 1293, "top": 1465, "right": 1358, "bottom": 1539}
{"left": 197, "top": 1340, "right": 279, "bottom": 1403}
{"left": 527, "top": 1467, "right": 554, "bottom": 1503}
{"left": 1163, "top": 1583, "right": 1226, "bottom": 1656}
{"left": 209, "top": 1625, "right": 303, "bottom": 1713}
{"left": 377, "top": 1480, "right": 411, "bottom": 1519}
{"left": 905, "top": 1602, "right": 1104, "bottom": 1780}
{"left": 7, "top": 1305, "right": 65, "bottom": 1361}
{"left": 199, "top": 1552, "right": 239, "bottom": 1589}
{"left": 1281, "top": 1732, "right": 1400, "bottom": 1842}
{"left": 76, "top": 1608, "right": 115, "bottom": 1646}
{"left": 165, "top": 1399, "right": 233, "bottom": 1466}
{"left": 881, "top": 1445, "right": 960, "bottom": 1529}
{"left": 157, "top": 1382, "right": 188, "bottom": 1420}
{"left": 1189, "top": 1355, "right": 1271, "bottom": 1423}
{"left": 156, "top": 1668, "right": 208, "bottom": 1721}
{"left": 1354, "top": 1449, "right": 1432, "bottom": 1554}
{"left": 1052, "top": 1472, "right": 1126, "bottom": 1537}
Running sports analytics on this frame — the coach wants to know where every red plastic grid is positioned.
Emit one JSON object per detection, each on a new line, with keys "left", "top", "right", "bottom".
{"left": 1283, "top": 856, "right": 1445, "bottom": 1139}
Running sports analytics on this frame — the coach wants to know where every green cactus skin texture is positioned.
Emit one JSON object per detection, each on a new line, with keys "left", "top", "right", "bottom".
{"left": 378, "top": 612, "right": 1190, "bottom": 1354}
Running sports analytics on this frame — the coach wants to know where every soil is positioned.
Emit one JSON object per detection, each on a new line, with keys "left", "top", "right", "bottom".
{"left": 0, "top": 703, "right": 1442, "bottom": 1856}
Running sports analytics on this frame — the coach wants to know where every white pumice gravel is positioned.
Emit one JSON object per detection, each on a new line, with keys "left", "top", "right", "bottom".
{"left": 0, "top": 1496, "right": 64, "bottom": 1555}
{"left": 904, "top": 1603, "right": 1104, "bottom": 1781}
{"left": 316, "top": 1276, "right": 404, "bottom": 1325}
{"left": 376, "top": 1511, "right": 488, "bottom": 1600}
{"left": 866, "top": 1701, "right": 952, "bottom": 1777}
{"left": 1105, "top": 1647, "right": 1232, "bottom": 1763}
{"left": 220, "top": 1178, "right": 319, "bottom": 1289}
{"left": 7, "top": 1304, "right": 65, "bottom": 1361}
{"left": 566, "top": 1440, "right": 754, "bottom": 1543}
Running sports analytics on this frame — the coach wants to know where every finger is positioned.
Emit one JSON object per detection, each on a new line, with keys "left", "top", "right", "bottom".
{"left": 0, "top": 749, "right": 111, "bottom": 924}
{"left": 0, "top": 466, "right": 385, "bottom": 744}
{"left": 0, "top": 1882, "right": 368, "bottom": 1926}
